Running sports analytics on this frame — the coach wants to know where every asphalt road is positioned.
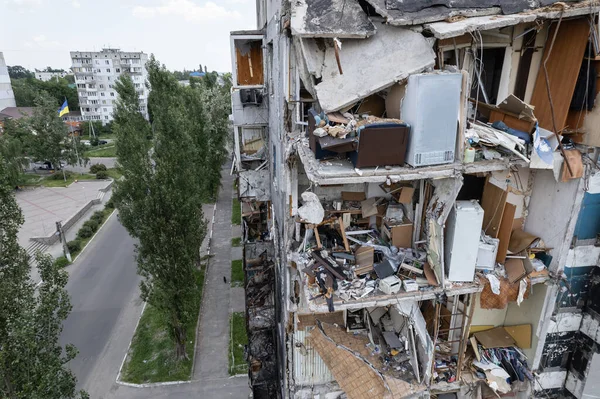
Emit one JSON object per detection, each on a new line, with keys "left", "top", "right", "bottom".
{"left": 65, "top": 157, "right": 117, "bottom": 174}
{"left": 60, "top": 211, "right": 143, "bottom": 397}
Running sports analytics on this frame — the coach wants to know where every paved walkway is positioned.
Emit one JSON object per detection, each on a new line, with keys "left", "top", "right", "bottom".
{"left": 193, "top": 163, "right": 241, "bottom": 380}
{"left": 16, "top": 180, "right": 111, "bottom": 248}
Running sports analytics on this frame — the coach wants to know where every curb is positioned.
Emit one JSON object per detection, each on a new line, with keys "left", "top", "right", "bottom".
{"left": 115, "top": 202, "right": 219, "bottom": 387}
{"left": 115, "top": 302, "right": 147, "bottom": 386}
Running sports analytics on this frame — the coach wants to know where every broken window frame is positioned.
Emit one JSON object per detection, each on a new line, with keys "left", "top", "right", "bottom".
{"left": 230, "top": 33, "right": 265, "bottom": 89}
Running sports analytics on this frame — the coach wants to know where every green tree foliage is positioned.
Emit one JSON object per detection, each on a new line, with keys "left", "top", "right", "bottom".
{"left": 27, "top": 93, "right": 88, "bottom": 170}
{"left": 0, "top": 157, "right": 88, "bottom": 399}
{"left": 0, "top": 119, "right": 29, "bottom": 186}
{"left": 7, "top": 65, "right": 34, "bottom": 79}
{"left": 113, "top": 56, "right": 231, "bottom": 359}
{"left": 80, "top": 121, "right": 111, "bottom": 137}
{"left": 11, "top": 77, "right": 78, "bottom": 109}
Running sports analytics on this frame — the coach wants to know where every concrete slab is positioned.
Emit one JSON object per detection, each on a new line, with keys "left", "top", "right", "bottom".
{"left": 231, "top": 224, "right": 242, "bottom": 238}
{"left": 16, "top": 181, "right": 111, "bottom": 248}
{"left": 366, "top": 0, "right": 500, "bottom": 26}
{"left": 310, "top": 24, "right": 435, "bottom": 112}
{"left": 231, "top": 246, "right": 243, "bottom": 261}
{"left": 230, "top": 287, "right": 246, "bottom": 313}
{"left": 291, "top": 0, "right": 376, "bottom": 39}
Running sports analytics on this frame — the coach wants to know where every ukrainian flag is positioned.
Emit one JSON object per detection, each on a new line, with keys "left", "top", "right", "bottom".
{"left": 58, "top": 100, "right": 69, "bottom": 117}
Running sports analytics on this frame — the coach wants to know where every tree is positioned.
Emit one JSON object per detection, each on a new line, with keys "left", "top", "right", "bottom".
{"left": 113, "top": 59, "right": 208, "bottom": 359}
{"left": 8, "top": 65, "right": 34, "bottom": 79}
{"left": 0, "top": 125, "right": 28, "bottom": 187}
{"left": 0, "top": 157, "right": 88, "bottom": 399}
{"left": 27, "top": 93, "right": 87, "bottom": 170}
{"left": 11, "top": 78, "right": 78, "bottom": 109}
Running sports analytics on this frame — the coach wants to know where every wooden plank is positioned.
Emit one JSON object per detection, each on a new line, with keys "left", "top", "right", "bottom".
{"left": 480, "top": 180, "right": 507, "bottom": 238}
{"left": 338, "top": 217, "right": 350, "bottom": 252}
{"left": 314, "top": 227, "right": 322, "bottom": 249}
{"left": 235, "top": 42, "right": 264, "bottom": 86}
{"left": 496, "top": 202, "right": 517, "bottom": 263}
{"left": 529, "top": 18, "right": 590, "bottom": 132}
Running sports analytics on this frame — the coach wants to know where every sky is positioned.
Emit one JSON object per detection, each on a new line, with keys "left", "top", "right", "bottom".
{"left": 0, "top": 0, "right": 257, "bottom": 73}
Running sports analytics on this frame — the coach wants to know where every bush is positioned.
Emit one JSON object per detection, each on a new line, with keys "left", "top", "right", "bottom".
{"left": 84, "top": 219, "right": 99, "bottom": 232}
{"left": 49, "top": 171, "right": 73, "bottom": 180}
{"left": 77, "top": 225, "right": 93, "bottom": 239}
{"left": 91, "top": 137, "right": 100, "bottom": 147}
{"left": 96, "top": 171, "right": 108, "bottom": 180}
{"left": 105, "top": 199, "right": 115, "bottom": 209}
{"left": 90, "top": 163, "right": 107, "bottom": 173}
{"left": 91, "top": 210, "right": 105, "bottom": 223}
{"left": 67, "top": 240, "right": 81, "bottom": 253}
{"left": 53, "top": 257, "right": 70, "bottom": 268}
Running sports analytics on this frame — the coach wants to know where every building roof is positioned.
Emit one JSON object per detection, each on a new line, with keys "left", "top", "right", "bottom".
{"left": 0, "top": 107, "right": 36, "bottom": 120}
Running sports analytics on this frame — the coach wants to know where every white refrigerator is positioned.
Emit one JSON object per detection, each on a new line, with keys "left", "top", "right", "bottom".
{"left": 445, "top": 200, "right": 484, "bottom": 282}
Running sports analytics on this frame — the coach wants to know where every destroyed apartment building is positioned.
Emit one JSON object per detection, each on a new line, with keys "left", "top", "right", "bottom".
{"left": 230, "top": 1, "right": 600, "bottom": 398}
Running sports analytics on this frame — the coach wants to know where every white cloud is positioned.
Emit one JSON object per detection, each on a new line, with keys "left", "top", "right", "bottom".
{"left": 7, "top": 0, "right": 43, "bottom": 5}
{"left": 5, "top": 0, "right": 43, "bottom": 10}
{"left": 132, "top": 0, "right": 240, "bottom": 22}
{"left": 72, "top": 0, "right": 81, "bottom": 7}
{"left": 25, "top": 34, "right": 62, "bottom": 49}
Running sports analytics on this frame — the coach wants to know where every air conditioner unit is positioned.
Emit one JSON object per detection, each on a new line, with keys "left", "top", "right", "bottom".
{"left": 240, "top": 88, "right": 263, "bottom": 107}
{"left": 401, "top": 73, "right": 462, "bottom": 167}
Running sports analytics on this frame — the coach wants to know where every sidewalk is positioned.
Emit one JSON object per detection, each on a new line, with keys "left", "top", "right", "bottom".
{"left": 193, "top": 162, "right": 241, "bottom": 380}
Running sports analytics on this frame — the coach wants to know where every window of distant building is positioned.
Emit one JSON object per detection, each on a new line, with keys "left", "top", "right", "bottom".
{"left": 105, "top": 60, "right": 109, "bottom": 65}
{"left": 110, "top": 92, "right": 115, "bottom": 97}
{"left": 106, "top": 68, "right": 111, "bottom": 73}
{"left": 116, "top": 68, "right": 120, "bottom": 73}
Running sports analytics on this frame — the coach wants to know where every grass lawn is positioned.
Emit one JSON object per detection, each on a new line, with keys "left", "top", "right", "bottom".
{"left": 228, "top": 312, "right": 248, "bottom": 375}
{"left": 40, "top": 172, "right": 96, "bottom": 187}
{"left": 231, "top": 198, "right": 241, "bottom": 225}
{"left": 18, "top": 172, "right": 98, "bottom": 188}
{"left": 106, "top": 168, "right": 123, "bottom": 180}
{"left": 17, "top": 173, "right": 44, "bottom": 186}
{"left": 231, "top": 259, "right": 244, "bottom": 287}
{"left": 231, "top": 237, "right": 242, "bottom": 247}
{"left": 121, "top": 267, "right": 205, "bottom": 384}
{"left": 85, "top": 145, "right": 116, "bottom": 158}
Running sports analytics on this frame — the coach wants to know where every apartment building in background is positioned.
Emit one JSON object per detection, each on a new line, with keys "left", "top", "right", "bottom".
{"left": 231, "top": 1, "right": 600, "bottom": 398}
{"left": 70, "top": 48, "right": 149, "bottom": 124}
{"left": 34, "top": 70, "right": 69, "bottom": 82}
{"left": 0, "top": 52, "right": 16, "bottom": 110}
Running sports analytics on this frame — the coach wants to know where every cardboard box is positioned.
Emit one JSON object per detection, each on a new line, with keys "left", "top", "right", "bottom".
{"left": 382, "top": 220, "right": 413, "bottom": 248}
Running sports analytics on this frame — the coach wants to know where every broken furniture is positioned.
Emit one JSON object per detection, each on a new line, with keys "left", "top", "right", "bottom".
{"left": 348, "top": 122, "right": 410, "bottom": 168}
{"left": 475, "top": 95, "right": 537, "bottom": 134}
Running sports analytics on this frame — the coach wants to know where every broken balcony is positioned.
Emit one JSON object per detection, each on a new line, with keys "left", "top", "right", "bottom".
{"left": 289, "top": 164, "right": 551, "bottom": 315}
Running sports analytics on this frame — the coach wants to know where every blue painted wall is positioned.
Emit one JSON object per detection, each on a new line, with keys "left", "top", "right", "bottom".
{"left": 574, "top": 193, "right": 600, "bottom": 240}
